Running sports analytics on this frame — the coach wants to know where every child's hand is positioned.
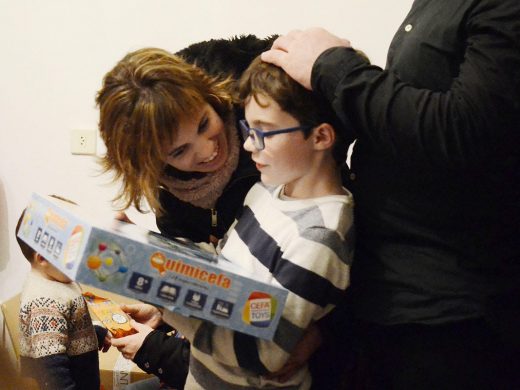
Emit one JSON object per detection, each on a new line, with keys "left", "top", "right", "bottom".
{"left": 264, "top": 323, "right": 323, "bottom": 382}
{"left": 100, "top": 332, "right": 112, "bottom": 353}
{"left": 110, "top": 320, "right": 154, "bottom": 360}
{"left": 120, "top": 303, "right": 163, "bottom": 328}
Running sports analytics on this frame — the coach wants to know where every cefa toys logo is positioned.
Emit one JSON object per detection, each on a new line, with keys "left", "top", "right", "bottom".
{"left": 242, "top": 291, "right": 277, "bottom": 328}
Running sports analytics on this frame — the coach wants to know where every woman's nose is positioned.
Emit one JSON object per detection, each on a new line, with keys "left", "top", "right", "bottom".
{"left": 196, "top": 137, "right": 216, "bottom": 162}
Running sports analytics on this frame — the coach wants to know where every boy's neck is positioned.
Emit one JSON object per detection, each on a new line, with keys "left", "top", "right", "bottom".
{"left": 283, "top": 161, "right": 344, "bottom": 199}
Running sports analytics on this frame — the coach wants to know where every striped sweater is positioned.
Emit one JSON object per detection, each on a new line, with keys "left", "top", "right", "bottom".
{"left": 163, "top": 183, "right": 354, "bottom": 389}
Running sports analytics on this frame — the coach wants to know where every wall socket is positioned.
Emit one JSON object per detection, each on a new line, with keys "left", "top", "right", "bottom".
{"left": 70, "top": 129, "right": 97, "bottom": 155}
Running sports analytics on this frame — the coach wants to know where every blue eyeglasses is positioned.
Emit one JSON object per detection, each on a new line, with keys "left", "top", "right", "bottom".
{"left": 239, "top": 119, "right": 312, "bottom": 150}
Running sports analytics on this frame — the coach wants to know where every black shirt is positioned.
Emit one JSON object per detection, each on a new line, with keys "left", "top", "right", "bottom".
{"left": 313, "top": 0, "right": 520, "bottom": 325}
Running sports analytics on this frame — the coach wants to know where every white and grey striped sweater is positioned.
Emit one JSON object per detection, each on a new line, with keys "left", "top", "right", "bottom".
{"left": 163, "top": 183, "right": 354, "bottom": 389}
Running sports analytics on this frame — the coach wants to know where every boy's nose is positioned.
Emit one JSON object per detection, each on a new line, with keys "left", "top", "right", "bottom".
{"left": 243, "top": 136, "right": 256, "bottom": 152}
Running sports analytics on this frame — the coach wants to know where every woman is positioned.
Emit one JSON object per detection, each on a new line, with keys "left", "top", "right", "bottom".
{"left": 96, "top": 36, "right": 275, "bottom": 389}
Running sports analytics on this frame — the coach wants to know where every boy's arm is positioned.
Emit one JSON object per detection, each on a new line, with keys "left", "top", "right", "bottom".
{"left": 21, "top": 352, "right": 101, "bottom": 390}
{"left": 163, "top": 227, "right": 351, "bottom": 374}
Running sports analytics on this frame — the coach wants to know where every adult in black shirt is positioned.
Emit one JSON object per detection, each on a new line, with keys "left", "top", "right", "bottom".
{"left": 263, "top": 0, "right": 520, "bottom": 388}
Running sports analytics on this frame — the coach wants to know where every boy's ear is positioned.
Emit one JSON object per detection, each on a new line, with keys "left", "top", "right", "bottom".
{"left": 312, "top": 123, "right": 336, "bottom": 151}
{"left": 34, "top": 252, "right": 47, "bottom": 265}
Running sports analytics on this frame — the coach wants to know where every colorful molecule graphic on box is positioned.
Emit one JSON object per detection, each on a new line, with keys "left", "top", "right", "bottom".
{"left": 86, "top": 241, "right": 129, "bottom": 282}
{"left": 242, "top": 291, "right": 278, "bottom": 328}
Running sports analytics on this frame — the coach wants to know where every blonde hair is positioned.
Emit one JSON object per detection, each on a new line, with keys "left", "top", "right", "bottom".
{"left": 96, "top": 48, "right": 235, "bottom": 213}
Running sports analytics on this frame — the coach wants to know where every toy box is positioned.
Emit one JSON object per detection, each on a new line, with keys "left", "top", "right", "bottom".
{"left": 17, "top": 193, "right": 288, "bottom": 340}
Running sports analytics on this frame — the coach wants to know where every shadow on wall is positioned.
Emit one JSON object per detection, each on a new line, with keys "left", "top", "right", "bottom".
{"left": 0, "top": 179, "right": 9, "bottom": 272}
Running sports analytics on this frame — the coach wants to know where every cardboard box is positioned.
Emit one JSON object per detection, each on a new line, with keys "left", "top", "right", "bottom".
{"left": 17, "top": 193, "right": 288, "bottom": 340}
{"left": 1, "top": 286, "right": 153, "bottom": 390}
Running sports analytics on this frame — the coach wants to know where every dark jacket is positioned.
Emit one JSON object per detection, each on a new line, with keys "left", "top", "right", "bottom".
{"left": 312, "top": 0, "right": 520, "bottom": 331}
{"left": 133, "top": 327, "right": 190, "bottom": 390}
{"left": 156, "top": 131, "right": 259, "bottom": 243}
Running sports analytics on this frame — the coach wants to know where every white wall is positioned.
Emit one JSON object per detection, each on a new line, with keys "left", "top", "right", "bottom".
{"left": 0, "top": 0, "right": 413, "bottom": 302}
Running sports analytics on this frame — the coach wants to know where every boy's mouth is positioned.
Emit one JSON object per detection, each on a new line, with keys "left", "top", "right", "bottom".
{"left": 253, "top": 160, "right": 266, "bottom": 170}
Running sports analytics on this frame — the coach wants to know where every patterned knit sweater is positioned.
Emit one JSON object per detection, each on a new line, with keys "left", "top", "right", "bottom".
{"left": 19, "top": 269, "right": 100, "bottom": 390}
{"left": 163, "top": 183, "right": 354, "bottom": 389}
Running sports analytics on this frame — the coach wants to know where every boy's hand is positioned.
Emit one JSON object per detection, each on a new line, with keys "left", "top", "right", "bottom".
{"left": 120, "top": 303, "right": 163, "bottom": 328}
{"left": 264, "top": 323, "right": 323, "bottom": 382}
{"left": 99, "top": 331, "right": 112, "bottom": 353}
{"left": 110, "top": 320, "right": 153, "bottom": 360}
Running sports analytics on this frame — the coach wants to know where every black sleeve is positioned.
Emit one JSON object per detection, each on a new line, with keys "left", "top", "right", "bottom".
{"left": 21, "top": 354, "right": 77, "bottom": 390}
{"left": 312, "top": 0, "right": 520, "bottom": 171}
{"left": 175, "top": 34, "right": 277, "bottom": 80}
{"left": 315, "top": 290, "right": 354, "bottom": 347}
{"left": 133, "top": 330, "right": 190, "bottom": 389}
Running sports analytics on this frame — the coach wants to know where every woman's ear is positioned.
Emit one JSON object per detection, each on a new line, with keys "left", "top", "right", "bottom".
{"left": 312, "top": 123, "right": 336, "bottom": 151}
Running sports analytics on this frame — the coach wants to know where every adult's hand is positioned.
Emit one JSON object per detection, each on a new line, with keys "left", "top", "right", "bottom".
{"left": 110, "top": 320, "right": 154, "bottom": 360}
{"left": 261, "top": 27, "right": 351, "bottom": 90}
{"left": 121, "top": 303, "right": 163, "bottom": 328}
{"left": 264, "top": 323, "right": 323, "bottom": 383}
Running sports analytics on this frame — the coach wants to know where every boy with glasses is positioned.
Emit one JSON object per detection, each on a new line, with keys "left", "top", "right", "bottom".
{"left": 123, "top": 56, "right": 354, "bottom": 389}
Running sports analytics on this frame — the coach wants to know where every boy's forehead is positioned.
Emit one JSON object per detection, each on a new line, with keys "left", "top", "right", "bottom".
{"left": 245, "top": 93, "right": 296, "bottom": 125}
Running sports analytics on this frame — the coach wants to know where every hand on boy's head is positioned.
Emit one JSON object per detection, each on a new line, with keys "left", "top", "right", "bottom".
{"left": 261, "top": 28, "right": 351, "bottom": 90}
{"left": 120, "top": 303, "right": 163, "bottom": 328}
{"left": 109, "top": 320, "right": 153, "bottom": 360}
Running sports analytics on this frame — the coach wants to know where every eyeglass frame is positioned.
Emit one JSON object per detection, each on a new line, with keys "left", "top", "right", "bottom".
{"left": 238, "top": 119, "right": 313, "bottom": 150}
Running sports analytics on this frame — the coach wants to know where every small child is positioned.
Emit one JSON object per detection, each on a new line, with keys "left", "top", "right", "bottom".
{"left": 15, "top": 205, "right": 108, "bottom": 390}
{"left": 152, "top": 56, "right": 355, "bottom": 389}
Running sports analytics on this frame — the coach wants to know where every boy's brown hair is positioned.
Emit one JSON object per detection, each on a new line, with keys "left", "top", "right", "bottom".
{"left": 238, "top": 56, "right": 350, "bottom": 164}
{"left": 96, "top": 48, "right": 235, "bottom": 214}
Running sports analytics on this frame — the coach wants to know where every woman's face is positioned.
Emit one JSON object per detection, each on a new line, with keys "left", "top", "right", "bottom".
{"left": 163, "top": 103, "right": 229, "bottom": 173}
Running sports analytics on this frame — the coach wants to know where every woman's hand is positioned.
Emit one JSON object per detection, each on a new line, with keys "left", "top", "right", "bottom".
{"left": 110, "top": 320, "right": 154, "bottom": 360}
{"left": 120, "top": 303, "right": 164, "bottom": 328}
{"left": 264, "top": 323, "right": 323, "bottom": 382}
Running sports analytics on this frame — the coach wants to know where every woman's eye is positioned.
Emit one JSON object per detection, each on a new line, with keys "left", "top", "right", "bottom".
{"left": 169, "top": 146, "right": 185, "bottom": 159}
{"left": 198, "top": 117, "right": 209, "bottom": 134}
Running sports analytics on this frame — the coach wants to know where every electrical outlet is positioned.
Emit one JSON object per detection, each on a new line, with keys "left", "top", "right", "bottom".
{"left": 70, "top": 129, "right": 97, "bottom": 155}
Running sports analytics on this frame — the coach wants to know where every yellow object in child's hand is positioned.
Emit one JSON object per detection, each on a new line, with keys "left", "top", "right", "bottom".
{"left": 83, "top": 292, "right": 137, "bottom": 338}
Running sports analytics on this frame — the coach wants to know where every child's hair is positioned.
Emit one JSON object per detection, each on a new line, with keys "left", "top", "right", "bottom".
{"left": 238, "top": 56, "right": 350, "bottom": 164}
{"left": 96, "top": 48, "right": 235, "bottom": 214}
{"left": 15, "top": 209, "right": 34, "bottom": 263}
